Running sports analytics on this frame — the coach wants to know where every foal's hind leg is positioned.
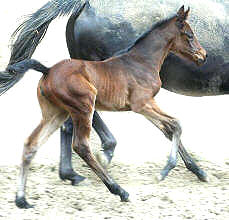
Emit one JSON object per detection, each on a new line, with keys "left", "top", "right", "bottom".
{"left": 16, "top": 97, "right": 68, "bottom": 209}
{"left": 70, "top": 110, "right": 129, "bottom": 202}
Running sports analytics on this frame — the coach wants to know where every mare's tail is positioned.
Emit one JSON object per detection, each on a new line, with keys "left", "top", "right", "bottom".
{"left": 0, "top": 0, "right": 88, "bottom": 95}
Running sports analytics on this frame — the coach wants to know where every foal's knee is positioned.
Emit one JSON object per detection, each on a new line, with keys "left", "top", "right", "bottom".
{"left": 162, "top": 119, "right": 182, "bottom": 140}
{"left": 23, "top": 140, "right": 37, "bottom": 165}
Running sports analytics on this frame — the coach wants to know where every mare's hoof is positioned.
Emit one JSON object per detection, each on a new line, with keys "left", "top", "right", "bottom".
{"left": 71, "top": 175, "right": 86, "bottom": 186}
{"left": 103, "top": 149, "right": 114, "bottom": 164}
{"left": 60, "top": 170, "right": 86, "bottom": 186}
{"left": 95, "top": 150, "right": 110, "bottom": 168}
{"left": 120, "top": 191, "right": 130, "bottom": 202}
{"left": 15, "top": 196, "right": 34, "bottom": 209}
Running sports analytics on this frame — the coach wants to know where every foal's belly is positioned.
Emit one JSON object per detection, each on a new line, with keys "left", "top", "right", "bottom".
{"left": 95, "top": 88, "right": 131, "bottom": 111}
{"left": 95, "top": 102, "right": 131, "bottom": 111}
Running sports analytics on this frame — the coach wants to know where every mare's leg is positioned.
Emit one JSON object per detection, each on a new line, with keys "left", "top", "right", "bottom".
{"left": 59, "top": 110, "right": 117, "bottom": 184}
{"left": 70, "top": 109, "right": 129, "bottom": 202}
{"left": 59, "top": 117, "right": 85, "bottom": 185}
{"left": 16, "top": 95, "right": 68, "bottom": 209}
{"left": 92, "top": 111, "right": 117, "bottom": 165}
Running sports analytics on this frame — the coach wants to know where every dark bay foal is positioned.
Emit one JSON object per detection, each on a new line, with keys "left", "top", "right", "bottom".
{"left": 10, "top": 6, "right": 206, "bottom": 208}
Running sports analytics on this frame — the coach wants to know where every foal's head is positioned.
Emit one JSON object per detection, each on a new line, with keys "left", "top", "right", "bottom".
{"left": 170, "top": 6, "right": 207, "bottom": 66}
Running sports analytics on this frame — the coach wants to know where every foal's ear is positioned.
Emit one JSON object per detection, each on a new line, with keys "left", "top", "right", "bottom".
{"left": 176, "top": 6, "right": 190, "bottom": 28}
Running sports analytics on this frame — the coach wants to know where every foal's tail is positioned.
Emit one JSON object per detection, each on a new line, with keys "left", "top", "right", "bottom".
{"left": 6, "top": 59, "right": 50, "bottom": 76}
{"left": 0, "top": 59, "right": 49, "bottom": 95}
{"left": 0, "top": 0, "right": 88, "bottom": 95}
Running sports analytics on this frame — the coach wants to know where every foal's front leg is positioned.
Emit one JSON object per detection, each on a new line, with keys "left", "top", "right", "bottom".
{"left": 133, "top": 99, "right": 183, "bottom": 181}
{"left": 178, "top": 142, "right": 208, "bottom": 182}
{"left": 134, "top": 98, "right": 208, "bottom": 181}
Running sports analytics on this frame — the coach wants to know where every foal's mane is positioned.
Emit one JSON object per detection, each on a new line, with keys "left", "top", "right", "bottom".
{"left": 114, "top": 14, "right": 177, "bottom": 56}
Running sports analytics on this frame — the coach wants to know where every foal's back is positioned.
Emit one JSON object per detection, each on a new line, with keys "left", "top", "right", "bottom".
{"left": 41, "top": 55, "right": 160, "bottom": 112}
{"left": 41, "top": 58, "right": 130, "bottom": 111}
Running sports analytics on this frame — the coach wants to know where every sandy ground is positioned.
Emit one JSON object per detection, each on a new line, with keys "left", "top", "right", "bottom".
{"left": 0, "top": 154, "right": 228, "bottom": 220}
{"left": 0, "top": 1, "right": 229, "bottom": 219}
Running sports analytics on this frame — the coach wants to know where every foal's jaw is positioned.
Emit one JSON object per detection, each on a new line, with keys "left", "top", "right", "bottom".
{"left": 172, "top": 36, "right": 207, "bottom": 67}
{"left": 175, "top": 48, "right": 207, "bottom": 67}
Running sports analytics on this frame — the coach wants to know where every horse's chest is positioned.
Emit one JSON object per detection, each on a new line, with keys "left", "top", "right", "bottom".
{"left": 131, "top": 71, "right": 162, "bottom": 96}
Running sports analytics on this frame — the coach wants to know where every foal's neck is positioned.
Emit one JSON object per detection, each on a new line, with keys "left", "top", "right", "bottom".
{"left": 129, "top": 20, "right": 176, "bottom": 72}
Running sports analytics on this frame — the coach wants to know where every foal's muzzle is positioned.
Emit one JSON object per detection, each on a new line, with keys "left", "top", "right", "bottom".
{"left": 197, "top": 56, "right": 207, "bottom": 66}
{"left": 195, "top": 49, "right": 207, "bottom": 66}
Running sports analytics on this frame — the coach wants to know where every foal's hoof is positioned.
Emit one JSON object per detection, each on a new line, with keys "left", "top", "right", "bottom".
{"left": 155, "top": 168, "right": 171, "bottom": 182}
{"left": 120, "top": 191, "right": 130, "bottom": 202}
{"left": 155, "top": 173, "right": 166, "bottom": 183}
{"left": 15, "top": 196, "right": 34, "bottom": 209}
{"left": 117, "top": 186, "right": 130, "bottom": 202}
{"left": 108, "top": 183, "right": 130, "bottom": 202}
{"left": 197, "top": 170, "right": 209, "bottom": 182}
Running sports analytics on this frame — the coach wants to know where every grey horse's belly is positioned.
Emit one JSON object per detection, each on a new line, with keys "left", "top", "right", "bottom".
{"left": 72, "top": 0, "right": 229, "bottom": 96}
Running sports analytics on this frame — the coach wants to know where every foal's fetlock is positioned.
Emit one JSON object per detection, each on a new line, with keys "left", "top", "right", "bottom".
{"left": 59, "top": 169, "right": 86, "bottom": 185}
{"left": 171, "top": 119, "right": 182, "bottom": 136}
{"left": 157, "top": 158, "right": 177, "bottom": 182}
{"left": 15, "top": 195, "right": 34, "bottom": 209}
{"left": 185, "top": 162, "right": 208, "bottom": 182}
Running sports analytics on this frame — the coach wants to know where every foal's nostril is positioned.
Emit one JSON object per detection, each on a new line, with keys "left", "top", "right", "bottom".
{"left": 197, "top": 58, "right": 206, "bottom": 66}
